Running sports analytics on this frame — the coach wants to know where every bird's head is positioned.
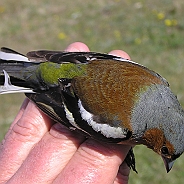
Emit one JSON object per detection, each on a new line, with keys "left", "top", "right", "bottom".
{"left": 131, "top": 84, "right": 184, "bottom": 172}
{"left": 142, "top": 127, "right": 182, "bottom": 172}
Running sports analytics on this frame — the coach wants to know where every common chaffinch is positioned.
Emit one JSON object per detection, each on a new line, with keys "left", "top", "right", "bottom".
{"left": 0, "top": 47, "right": 184, "bottom": 173}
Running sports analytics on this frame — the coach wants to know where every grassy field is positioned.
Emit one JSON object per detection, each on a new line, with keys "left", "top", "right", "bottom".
{"left": 0, "top": 0, "right": 184, "bottom": 183}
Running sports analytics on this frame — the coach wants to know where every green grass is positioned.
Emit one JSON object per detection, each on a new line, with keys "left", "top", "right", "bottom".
{"left": 0, "top": 0, "right": 184, "bottom": 183}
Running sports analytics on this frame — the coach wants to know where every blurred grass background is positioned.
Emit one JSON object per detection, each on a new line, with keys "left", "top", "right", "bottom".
{"left": 0, "top": 0, "right": 184, "bottom": 183}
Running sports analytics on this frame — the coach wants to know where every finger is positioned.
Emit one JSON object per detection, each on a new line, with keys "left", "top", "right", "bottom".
{"left": 53, "top": 139, "right": 131, "bottom": 184}
{"left": 4, "top": 98, "right": 29, "bottom": 140}
{"left": 114, "top": 162, "right": 130, "bottom": 184}
{"left": 65, "top": 42, "right": 90, "bottom": 52}
{"left": 8, "top": 123, "right": 86, "bottom": 183}
{"left": 108, "top": 50, "right": 131, "bottom": 60}
{"left": 0, "top": 100, "right": 53, "bottom": 182}
{"left": 13, "top": 98, "right": 30, "bottom": 125}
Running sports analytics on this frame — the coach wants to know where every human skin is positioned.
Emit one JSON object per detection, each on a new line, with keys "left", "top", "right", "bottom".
{"left": 0, "top": 42, "right": 131, "bottom": 184}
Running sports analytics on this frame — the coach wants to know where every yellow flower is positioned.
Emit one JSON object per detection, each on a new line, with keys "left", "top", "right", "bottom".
{"left": 157, "top": 12, "right": 165, "bottom": 20}
{"left": 58, "top": 32, "right": 67, "bottom": 40}
{"left": 165, "top": 19, "right": 172, "bottom": 26}
{"left": 164, "top": 19, "right": 178, "bottom": 27}
{"left": 171, "top": 19, "right": 178, "bottom": 26}
{"left": 134, "top": 38, "right": 141, "bottom": 45}
{"left": 114, "top": 30, "right": 121, "bottom": 39}
{"left": 0, "top": 6, "right": 5, "bottom": 13}
{"left": 152, "top": 9, "right": 158, "bottom": 14}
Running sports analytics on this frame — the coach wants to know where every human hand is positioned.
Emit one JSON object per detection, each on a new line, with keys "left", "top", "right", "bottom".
{"left": 0, "top": 42, "right": 131, "bottom": 184}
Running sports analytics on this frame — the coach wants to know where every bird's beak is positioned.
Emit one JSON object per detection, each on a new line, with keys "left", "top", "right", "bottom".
{"left": 162, "top": 156, "right": 175, "bottom": 173}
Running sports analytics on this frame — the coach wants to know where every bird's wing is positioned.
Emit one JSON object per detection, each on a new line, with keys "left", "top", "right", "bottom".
{"left": 27, "top": 50, "right": 129, "bottom": 63}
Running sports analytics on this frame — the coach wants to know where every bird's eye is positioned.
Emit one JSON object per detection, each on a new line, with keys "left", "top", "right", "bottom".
{"left": 161, "top": 146, "right": 169, "bottom": 155}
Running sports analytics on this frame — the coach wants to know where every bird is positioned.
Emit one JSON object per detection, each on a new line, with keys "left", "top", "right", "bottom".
{"left": 0, "top": 47, "right": 184, "bottom": 173}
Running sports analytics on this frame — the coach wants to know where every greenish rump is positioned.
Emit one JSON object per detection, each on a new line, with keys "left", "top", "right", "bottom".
{"left": 38, "top": 62, "right": 87, "bottom": 85}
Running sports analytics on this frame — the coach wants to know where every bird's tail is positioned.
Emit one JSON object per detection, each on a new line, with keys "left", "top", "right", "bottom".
{"left": 0, "top": 47, "right": 40, "bottom": 94}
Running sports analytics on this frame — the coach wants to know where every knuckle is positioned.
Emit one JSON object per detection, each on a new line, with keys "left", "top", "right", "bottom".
{"left": 11, "top": 115, "right": 44, "bottom": 142}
